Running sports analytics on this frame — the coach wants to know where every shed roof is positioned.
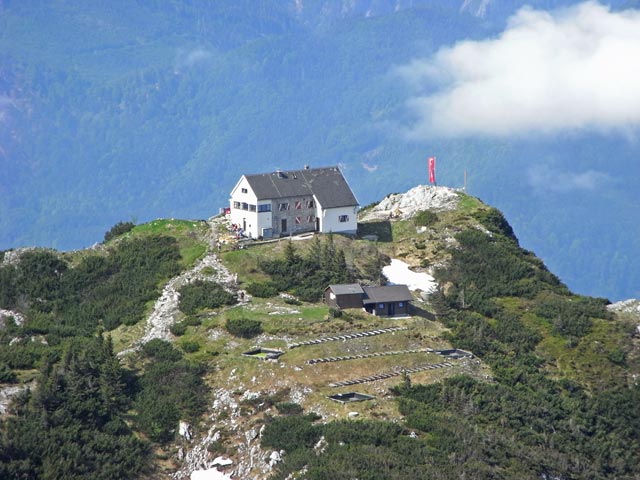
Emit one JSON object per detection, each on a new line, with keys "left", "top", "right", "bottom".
{"left": 327, "top": 284, "right": 365, "bottom": 295}
{"left": 244, "top": 166, "right": 358, "bottom": 208}
{"left": 362, "top": 285, "right": 413, "bottom": 304}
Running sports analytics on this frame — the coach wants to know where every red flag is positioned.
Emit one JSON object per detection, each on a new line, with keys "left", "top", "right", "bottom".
{"left": 428, "top": 156, "right": 436, "bottom": 184}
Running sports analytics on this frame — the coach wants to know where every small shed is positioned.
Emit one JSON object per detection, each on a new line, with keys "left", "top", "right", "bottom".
{"left": 362, "top": 285, "right": 412, "bottom": 317}
{"left": 324, "top": 283, "right": 365, "bottom": 309}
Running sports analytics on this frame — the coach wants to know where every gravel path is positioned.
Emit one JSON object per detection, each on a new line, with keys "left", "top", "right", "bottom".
{"left": 118, "top": 218, "right": 236, "bottom": 356}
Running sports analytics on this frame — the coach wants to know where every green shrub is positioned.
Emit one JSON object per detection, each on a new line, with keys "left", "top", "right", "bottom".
{"left": 246, "top": 281, "right": 279, "bottom": 298}
{"left": 135, "top": 360, "right": 207, "bottom": 443}
{"left": 225, "top": 318, "right": 262, "bottom": 338}
{"left": 179, "top": 281, "right": 236, "bottom": 314}
{"left": 275, "top": 402, "right": 304, "bottom": 415}
{"left": 257, "top": 235, "right": 352, "bottom": 302}
{"left": 473, "top": 208, "right": 516, "bottom": 242}
{"left": 607, "top": 348, "right": 626, "bottom": 365}
{"left": 169, "top": 322, "right": 187, "bottom": 336}
{"left": 0, "top": 341, "right": 51, "bottom": 370}
{"left": 0, "top": 362, "right": 17, "bottom": 383}
{"left": 141, "top": 339, "right": 183, "bottom": 362}
{"left": 180, "top": 341, "right": 200, "bottom": 353}
{"left": 261, "top": 414, "right": 322, "bottom": 452}
{"left": 183, "top": 316, "right": 202, "bottom": 327}
{"left": 414, "top": 210, "right": 438, "bottom": 227}
{"left": 104, "top": 221, "right": 135, "bottom": 242}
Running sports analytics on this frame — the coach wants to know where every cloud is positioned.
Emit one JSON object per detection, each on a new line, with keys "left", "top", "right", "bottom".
{"left": 174, "top": 48, "right": 212, "bottom": 70}
{"left": 361, "top": 162, "right": 378, "bottom": 172}
{"left": 397, "top": 1, "right": 640, "bottom": 137}
{"left": 528, "top": 166, "right": 612, "bottom": 193}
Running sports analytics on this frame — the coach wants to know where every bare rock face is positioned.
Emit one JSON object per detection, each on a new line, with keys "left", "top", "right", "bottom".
{"left": 359, "top": 185, "right": 460, "bottom": 222}
{"left": 0, "top": 384, "right": 31, "bottom": 415}
{"left": 608, "top": 299, "right": 640, "bottom": 316}
{"left": 0, "top": 309, "right": 25, "bottom": 327}
{"left": 0, "top": 247, "right": 37, "bottom": 267}
{"left": 608, "top": 299, "right": 640, "bottom": 336}
{"left": 179, "top": 421, "right": 193, "bottom": 441}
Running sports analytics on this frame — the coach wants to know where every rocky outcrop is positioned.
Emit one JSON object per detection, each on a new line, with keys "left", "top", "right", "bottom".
{"left": 0, "top": 309, "right": 25, "bottom": 327}
{"left": 172, "top": 386, "right": 285, "bottom": 480}
{"left": 608, "top": 299, "right": 640, "bottom": 316}
{"left": 0, "top": 383, "right": 31, "bottom": 415}
{"left": 359, "top": 185, "right": 460, "bottom": 222}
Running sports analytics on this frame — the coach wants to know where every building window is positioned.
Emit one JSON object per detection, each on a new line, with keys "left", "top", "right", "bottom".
{"left": 378, "top": 303, "right": 385, "bottom": 309}
{"left": 279, "top": 203, "right": 290, "bottom": 211}
{"left": 398, "top": 302, "right": 404, "bottom": 308}
{"left": 295, "top": 216, "right": 302, "bottom": 224}
{"left": 295, "top": 200, "right": 302, "bottom": 210}
{"left": 307, "top": 215, "right": 315, "bottom": 223}
{"left": 241, "top": 202, "right": 248, "bottom": 210}
{"left": 258, "top": 204, "right": 271, "bottom": 212}
{"left": 339, "top": 215, "right": 349, "bottom": 222}
{"left": 233, "top": 201, "right": 240, "bottom": 209}
{"left": 306, "top": 200, "right": 315, "bottom": 208}
{"left": 249, "top": 204, "right": 256, "bottom": 212}
{"left": 241, "top": 188, "right": 248, "bottom": 193}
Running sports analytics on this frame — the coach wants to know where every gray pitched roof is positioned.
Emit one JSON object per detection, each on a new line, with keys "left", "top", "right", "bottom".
{"left": 327, "top": 284, "right": 365, "bottom": 295}
{"left": 244, "top": 166, "right": 358, "bottom": 208}
{"left": 362, "top": 285, "right": 413, "bottom": 304}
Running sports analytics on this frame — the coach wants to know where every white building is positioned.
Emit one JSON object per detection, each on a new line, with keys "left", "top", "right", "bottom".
{"left": 229, "top": 166, "right": 359, "bottom": 239}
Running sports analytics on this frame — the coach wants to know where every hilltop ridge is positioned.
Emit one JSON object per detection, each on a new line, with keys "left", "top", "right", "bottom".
{"left": 0, "top": 186, "right": 639, "bottom": 480}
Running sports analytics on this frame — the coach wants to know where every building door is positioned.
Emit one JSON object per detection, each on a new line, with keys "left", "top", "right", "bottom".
{"left": 315, "top": 217, "right": 320, "bottom": 232}
{"left": 389, "top": 302, "right": 395, "bottom": 316}
{"left": 281, "top": 218, "right": 287, "bottom": 233}
{"left": 243, "top": 218, "right": 246, "bottom": 232}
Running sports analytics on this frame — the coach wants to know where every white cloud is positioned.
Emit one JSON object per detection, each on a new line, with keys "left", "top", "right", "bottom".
{"left": 175, "top": 48, "right": 212, "bottom": 70}
{"left": 398, "top": 1, "right": 640, "bottom": 137}
{"left": 528, "top": 166, "right": 611, "bottom": 193}
{"left": 361, "top": 162, "right": 378, "bottom": 172}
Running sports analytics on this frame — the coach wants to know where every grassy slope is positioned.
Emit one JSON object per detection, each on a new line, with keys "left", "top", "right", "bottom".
{"left": 160, "top": 192, "right": 637, "bottom": 418}
{"left": 5, "top": 194, "right": 635, "bottom": 477}
{"left": 146, "top": 193, "right": 635, "bottom": 464}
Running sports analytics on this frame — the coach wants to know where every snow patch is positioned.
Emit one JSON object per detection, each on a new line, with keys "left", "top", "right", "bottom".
{"left": 212, "top": 457, "right": 233, "bottom": 467}
{"left": 383, "top": 259, "right": 437, "bottom": 294}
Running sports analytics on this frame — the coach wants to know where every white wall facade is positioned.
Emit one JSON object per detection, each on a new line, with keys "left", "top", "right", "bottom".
{"left": 228, "top": 177, "right": 272, "bottom": 238}
{"left": 229, "top": 176, "right": 358, "bottom": 238}
{"left": 318, "top": 204, "right": 358, "bottom": 234}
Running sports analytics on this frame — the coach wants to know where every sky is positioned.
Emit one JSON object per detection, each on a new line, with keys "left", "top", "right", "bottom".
{"left": 397, "top": 1, "right": 640, "bottom": 138}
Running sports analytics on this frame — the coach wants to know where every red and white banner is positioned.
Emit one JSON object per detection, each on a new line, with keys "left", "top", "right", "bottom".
{"left": 428, "top": 156, "right": 436, "bottom": 184}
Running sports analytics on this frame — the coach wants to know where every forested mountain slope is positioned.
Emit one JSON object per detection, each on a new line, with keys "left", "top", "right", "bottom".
{"left": 0, "top": 188, "right": 638, "bottom": 479}
{"left": 0, "top": 0, "right": 639, "bottom": 300}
